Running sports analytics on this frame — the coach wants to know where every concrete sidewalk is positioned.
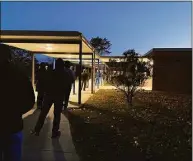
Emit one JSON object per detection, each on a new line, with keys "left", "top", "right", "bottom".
{"left": 22, "top": 106, "right": 79, "bottom": 161}
{"left": 22, "top": 80, "right": 102, "bottom": 161}
{"left": 22, "top": 81, "right": 115, "bottom": 161}
{"left": 68, "top": 80, "right": 101, "bottom": 108}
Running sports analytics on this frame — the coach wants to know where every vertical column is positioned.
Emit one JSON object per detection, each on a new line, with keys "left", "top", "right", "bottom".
{"left": 97, "top": 59, "right": 100, "bottom": 70}
{"left": 104, "top": 64, "right": 107, "bottom": 83}
{"left": 105, "top": 64, "right": 107, "bottom": 72}
{"left": 53, "top": 58, "right": 56, "bottom": 69}
{"left": 93, "top": 51, "right": 96, "bottom": 93}
{"left": 91, "top": 53, "right": 94, "bottom": 94}
{"left": 97, "top": 59, "right": 100, "bottom": 88}
{"left": 78, "top": 41, "right": 82, "bottom": 105}
{"left": 73, "top": 64, "right": 76, "bottom": 95}
{"left": 32, "top": 53, "right": 35, "bottom": 89}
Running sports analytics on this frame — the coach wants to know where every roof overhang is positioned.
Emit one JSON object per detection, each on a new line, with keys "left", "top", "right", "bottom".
{"left": 0, "top": 30, "right": 101, "bottom": 60}
{"left": 62, "top": 58, "right": 104, "bottom": 66}
{"left": 143, "top": 48, "right": 192, "bottom": 58}
{"left": 100, "top": 56, "right": 149, "bottom": 62}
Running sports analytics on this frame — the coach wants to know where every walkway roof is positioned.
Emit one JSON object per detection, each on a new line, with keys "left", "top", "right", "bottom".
{"left": 0, "top": 30, "right": 101, "bottom": 60}
{"left": 100, "top": 55, "right": 149, "bottom": 62}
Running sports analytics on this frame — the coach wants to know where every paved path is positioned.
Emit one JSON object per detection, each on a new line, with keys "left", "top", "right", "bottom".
{"left": 68, "top": 80, "right": 99, "bottom": 108}
{"left": 100, "top": 86, "right": 117, "bottom": 90}
{"left": 22, "top": 80, "right": 113, "bottom": 161}
{"left": 22, "top": 106, "right": 79, "bottom": 161}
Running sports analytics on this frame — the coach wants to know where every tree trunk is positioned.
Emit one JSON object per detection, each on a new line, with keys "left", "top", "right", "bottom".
{"left": 130, "top": 94, "right": 133, "bottom": 106}
{"left": 127, "top": 88, "right": 133, "bottom": 107}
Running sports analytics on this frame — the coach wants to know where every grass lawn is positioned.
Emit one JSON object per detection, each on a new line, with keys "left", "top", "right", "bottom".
{"left": 64, "top": 89, "right": 192, "bottom": 161}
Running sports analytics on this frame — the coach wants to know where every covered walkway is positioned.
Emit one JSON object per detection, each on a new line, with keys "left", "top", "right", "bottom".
{"left": 0, "top": 30, "right": 108, "bottom": 105}
{"left": 0, "top": 30, "right": 110, "bottom": 161}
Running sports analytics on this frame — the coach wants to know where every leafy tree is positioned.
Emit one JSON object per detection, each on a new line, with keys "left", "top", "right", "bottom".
{"left": 90, "top": 37, "right": 112, "bottom": 55}
{"left": 111, "top": 49, "right": 150, "bottom": 106}
{"left": 10, "top": 46, "right": 38, "bottom": 79}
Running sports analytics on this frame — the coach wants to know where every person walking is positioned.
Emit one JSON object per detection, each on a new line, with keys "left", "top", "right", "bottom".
{"left": 86, "top": 70, "right": 90, "bottom": 88}
{"left": 95, "top": 70, "right": 100, "bottom": 88}
{"left": 100, "top": 71, "right": 103, "bottom": 86}
{"left": 36, "top": 62, "right": 47, "bottom": 109}
{"left": 31, "top": 58, "right": 66, "bottom": 138}
{"left": 81, "top": 69, "right": 89, "bottom": 91}
{"left": 0, "top": 44, "right": 35, "bottom": 161}
{"left": 103, "top": 71, "right": 107, "bottom": 83}
{"left": 63, "top": 61, "right": 76, "bottom": 110}
{"left": 70, "top": 66, "right": 76, "bottom": 95}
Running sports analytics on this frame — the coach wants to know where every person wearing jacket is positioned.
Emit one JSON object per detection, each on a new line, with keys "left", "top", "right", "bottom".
{"left": 95, "top": 70, "right": 100, "bottom": 88}
{"left": 70, "top": 66, "right": 76, "bottom": 95}
{"left": 63, "top": 61, "right": 76, "bottom": 110}
{"left": 81, "top": 69, "right": 89, "bottom": 91}
{"left": 36, "top": 62, "right": 47, "bottom": 110}
{"left": 31, "top": 58, "right": 67, "bottom": 138}
{"left": 0, "top": 44, "right": 35, "bottom": 161}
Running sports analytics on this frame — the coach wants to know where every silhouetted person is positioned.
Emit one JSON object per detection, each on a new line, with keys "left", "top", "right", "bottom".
{"left": 45, "top": 64, "right": 48, "bottom": 71}
{"left": 95, "top": 70, "right": 100, "bottom": 88}
{"left": 36, "top": 62, "right": 47, "bottom": 109}
{"left": 86, "top": 70, "right": 90, "bottom": 88}
{"left": 63, "top": 61, "right": 76, "bottom": 110}
{"left": 0, "top": 44, "right": 35, "bottom": 161}
{"left": 103, "top": 71, "right": 107, "bottom": 82}
{"left": 100, "top": 71, "right": 103, "bottom": 85}
{"left": 81, "top": 69, "right": 89, "bottom": 91}
{"left": 70, "top": 66, "right": 76, "bottom": 95}
{"left": 31, "top": 58, "right": 66, "bottom": 138}
{"left": 44, "top": 64, "right": 53, "bottom": 91}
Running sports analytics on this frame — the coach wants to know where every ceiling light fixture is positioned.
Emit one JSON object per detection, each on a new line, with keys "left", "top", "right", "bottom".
{"left": 45, "top": 44, "right": 52, "bottom": 51}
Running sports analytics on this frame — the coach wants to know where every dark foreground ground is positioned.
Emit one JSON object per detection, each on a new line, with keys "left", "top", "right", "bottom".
{"left": 64, "top": 89, "right": 192, "bottom": 161}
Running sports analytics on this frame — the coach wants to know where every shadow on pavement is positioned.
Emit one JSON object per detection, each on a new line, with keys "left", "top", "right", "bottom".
{"left": 52, "top": 138, "right": 67, "bottom": 161}
{"left": 22, "top": 108, "right": 67, "bottom": 161}
{"left": 69, "top": 101, "right": 79, "bottom": 106}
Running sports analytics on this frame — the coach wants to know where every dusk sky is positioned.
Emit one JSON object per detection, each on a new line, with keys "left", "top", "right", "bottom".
{"left": 1, "top": 1, "right": 192, "bottom": 57}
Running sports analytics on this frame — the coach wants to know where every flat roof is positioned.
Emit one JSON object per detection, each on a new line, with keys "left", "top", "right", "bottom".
{"left": 100, "top": 55, "right": 149, "bottom": 62}
{"left": 1, "top": 30, "right": 82, "bottom": 37}
{"left": 143, "top": 48, "right": 192, "bottom": 57}
{"left": 0, "top": 30, "right": 101, "bottom": 60}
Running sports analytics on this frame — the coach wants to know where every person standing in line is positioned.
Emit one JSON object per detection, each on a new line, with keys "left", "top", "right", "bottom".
{"left": 36, "top": 62, "right": 46, "bottom": 110}
{"left": 86, "top": 70, "right": 90, "bottom": 89}
{"left": 63, "top": 61, "right": 76, "bottom": 110}
{"left": 81, "top": 69, "right": 89, "bottom": 91}
{"left": 31, "top": 58, "right": 66, "bottom": 138}
{"left": 95, "top": 70, "right": 100, "bottom": 88}
{"left": 103, "top": 71, "right": 107, "bottom": 83}
{"left": 70, "top": 66, "right": 76, "bottom": 95}
{"left": 100, "top": 70, "right": 103, "bottom": 86}
{"left": 0, "top": 44, "right": 35, "bottom": 161}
